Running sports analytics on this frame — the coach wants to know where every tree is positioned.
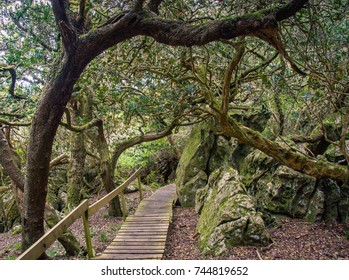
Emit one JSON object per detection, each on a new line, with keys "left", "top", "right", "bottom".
{"left": 5, "top": 0, "right": 316, "bottom": 251}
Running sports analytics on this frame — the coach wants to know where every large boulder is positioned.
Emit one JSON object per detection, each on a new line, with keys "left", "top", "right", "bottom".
{"left": 304, "top": 188, "right": 325, "bottom": 222}
{"left": 239, "top": 149, "right": 278, "bottom": 188}
{"left": 317, "top": 179, "right": 349, "bottom": 223}
{"left": 339, "top": 183, "right": 349, "bottom": 223}
{"left": 241, "top": 149, "right": 348, "bottom": 223}
{"left": 320, "top": 178, "right": 341, "bottom": 221}
{"left": 196, "top": 167, "right": 271, "bottom": 256}
{"left": 176, "top": 118, "right": 232, "bottom": 206}
{"left": 255, "top": 165, "right": 317, "bottom": 218}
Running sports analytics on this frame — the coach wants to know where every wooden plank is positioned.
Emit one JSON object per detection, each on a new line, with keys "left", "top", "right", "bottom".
{"left": 117, "top": 231, "right": 167, "bottom": 234}
{"left": 126, "top": 216, "right": 170, "bottom": 219}
{"left": 103, "top": 249, "right": 164, "bottom": 255}
{"left": 123, "top": 223, "right": 168, "bottom": 226}
{"left": 108, "top": 245, "right": 164, "bottom": 250}
{"left": 113, "top": 236, "right": 167, "bottom": 241}
{"left": 126, "top": 220, "right": 169, "bottom": 223}
{"left": 110, "top": 241, "right": 166, "bottom": 246}
{"left": 114, "top": 236, "right": 167, "bottom": 242}
{"left": 118, "top": 234, "right": 168, "bottom": 237}
{"left": 131, "top": 215, "right": 171, "bottom": 218}
{"left": 18, "top": 200, "right": 89, "bottom": 260}
{"left": 119, "top": 227, "right": 168, "bottom": 231}
{"left": 120, "top": 227, "right": 168, "bottom": 231}
{"left": 120, "top": 225, "right": 169, "bottom": 229}
{"left": 88, "top": 168, "right": 142, "bottom": 216}
{"left": 95, "top": 254, "right": 162, "bottom": 260}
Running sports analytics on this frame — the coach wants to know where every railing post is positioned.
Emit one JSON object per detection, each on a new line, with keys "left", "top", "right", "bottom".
{"left": 120, "top": 190, "right": 127, "bottom": 221}
{"left": 138, "top": 176, "right": 143, "bottom": 201}
{"left": 82, "top": 210, "right": 94, "bottom": 259}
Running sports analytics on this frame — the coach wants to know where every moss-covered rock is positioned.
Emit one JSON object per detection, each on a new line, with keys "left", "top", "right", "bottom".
{"left": 175, "top": 119, "right": 215, "bottom": 206}
{"left": 176, "top": 118, "right": 233, "bottom": 206}
{"left": 195, "top": 180, "right": 209, "bottom": 214}
{"left": 305, "top": 188, "right": 325, "bottom": 222}
{"left": 339, "top": 183, "right": 349, "bottom": 223}
{"left": 256, "top": 166, "right": 317, "bottom": 217}
{"left": 207, "top": 136, "right": 232, "bottom": 174}
{"left": 319, "top": 178, "right": 341, "bottom": 221}
{"left": 180, "top": 170, "right": 208, "bottom": 207}
{"left": 196, "top": 167, "right": 271, "bottom": 256}
{"left": 239, "top": 149, "right": 278, "bottom": 188}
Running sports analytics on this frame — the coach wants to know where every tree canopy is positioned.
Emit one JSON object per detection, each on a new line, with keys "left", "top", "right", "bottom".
{"left": 0, "top": 0, "right": 348, "bottom": 255}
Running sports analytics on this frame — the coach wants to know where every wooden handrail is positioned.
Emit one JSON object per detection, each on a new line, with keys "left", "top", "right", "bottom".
{"left": 88, "top": 167, "right": 143, "bottom": 217}
{"left": 17, "top": 200, "right": 89, "bottom": 260}
{"left": 17, "top": 167, "right": 143, "bottom": 260}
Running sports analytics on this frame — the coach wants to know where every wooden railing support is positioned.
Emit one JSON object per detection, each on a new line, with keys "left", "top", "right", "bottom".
{"left": 120, "top": 191, "right": 127, "bottom": 221}
{"left": 82, "top": 210, "right": 94, "bottom": 259}
{"left": 138, "top": 176, "right": 143, "bottom": 201}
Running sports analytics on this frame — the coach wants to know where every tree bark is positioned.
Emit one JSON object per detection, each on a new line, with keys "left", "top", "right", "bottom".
{"left": 22, "top": 50, "right": 91, "bottom": 250}
{"left": 0, "top": 129, "right": 25, "bottom": 191}
{"left": 66, "top": 104, "right": 87, "bottom": 211}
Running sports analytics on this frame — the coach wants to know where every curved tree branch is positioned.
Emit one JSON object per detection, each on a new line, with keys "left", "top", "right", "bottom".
{"left": 51, "top": 0, "right": 77, "bottom": 49}
{"left": 0, "top": 129, "right": 25, "bottom": 191}
{"left": 0, "top": 118, "right": 31, "bottom": 127}
{"left": 0, "top": 65, "right": 26, "bottom": 100}
{"left": 135, "top": 0, "right": 308, "bottom": 47}
{"left": 111, "top": 121, "right": 177, "bottom": 172}
{"left": 274, "top": 0, "right": 308, "bottom": 21}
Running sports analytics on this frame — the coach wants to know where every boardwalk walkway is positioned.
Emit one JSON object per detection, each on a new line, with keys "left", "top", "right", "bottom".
{"left": 95, "top": 184, "right": 177, "bottom": 260}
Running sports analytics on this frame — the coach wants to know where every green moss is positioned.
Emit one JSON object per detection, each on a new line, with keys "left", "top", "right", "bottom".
{"left": 197, "top": 167, "right": 271, "bottom": 255}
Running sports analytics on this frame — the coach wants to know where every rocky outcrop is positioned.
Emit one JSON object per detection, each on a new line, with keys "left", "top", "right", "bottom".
{"left": 175, "top": 108, "right": 271, "bottom": 207}
{"left": 175, "top": 118, "right": 232, "bottom": 206}
{"left": 256, "top": 165, "right": 317, "bottom": 218}
{"left": 241, "top": 150, "right": 349, "bottom": 223}
{"left": 196, "top": 167, "right": 271, "bottom": 255}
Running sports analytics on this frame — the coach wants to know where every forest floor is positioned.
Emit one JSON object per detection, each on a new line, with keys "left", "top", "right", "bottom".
{"left": 1, "top": 191, "right": 349, "bottom": 260}
{"left": 163, "top": 207, "right": 349, "bottom": 260}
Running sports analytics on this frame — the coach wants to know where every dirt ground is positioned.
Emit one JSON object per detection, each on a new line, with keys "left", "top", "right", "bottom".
{"left": 163, "top": 207, "right": 349, "bottom": 260}
{"left": 1, "top": 197, "right": 349, "bottom": 260}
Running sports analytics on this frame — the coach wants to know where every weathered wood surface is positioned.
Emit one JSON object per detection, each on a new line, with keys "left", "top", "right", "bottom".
{"left": 17, "top": 200, "right": 89, "bottom": 260}
{"left": 95, "top": 184, "right": 177, "bottom": 260}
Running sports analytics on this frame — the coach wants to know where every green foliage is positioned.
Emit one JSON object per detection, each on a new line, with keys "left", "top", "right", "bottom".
{"left": 118, "top": 138, "right": 170, "bottom": 170}
{"left": 144, "top": 170, "right": 164, "bottom": 189}
{"left": 13, "top": 242, "right": 21, "bottom": 251}
{"left": 99, "top": 231, "right": 108, "bottom": 242}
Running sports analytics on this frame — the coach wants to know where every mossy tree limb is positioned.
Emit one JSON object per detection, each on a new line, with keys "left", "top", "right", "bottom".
{"left": 221, "top": 117, "right": 349, "bottom": 182}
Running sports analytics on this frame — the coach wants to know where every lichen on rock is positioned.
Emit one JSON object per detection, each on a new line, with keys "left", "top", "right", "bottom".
{"left": 256, "top": 165, "right": 317, "bottom": 217}
{"left": 196, "top": 167, "right": 271, "bottom": 256}
{"left": 175, "top": 118, "right": 232, "bottom": 206}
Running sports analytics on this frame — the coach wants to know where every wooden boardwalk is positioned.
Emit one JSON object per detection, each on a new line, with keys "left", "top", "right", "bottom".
{"left": 95, "top": 184, "right": 177, "bottom": 260}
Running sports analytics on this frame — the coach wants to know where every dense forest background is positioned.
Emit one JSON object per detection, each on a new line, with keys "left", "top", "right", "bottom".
{"left": 0, "top": 0, "right": 348, "bottom": 259}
